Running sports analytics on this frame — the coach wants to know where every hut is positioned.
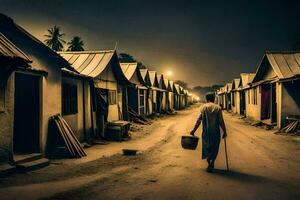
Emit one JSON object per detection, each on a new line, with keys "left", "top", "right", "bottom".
{"left": 231, "top": 78, "right": 241, "bottom": 114}
{"left": 148, "top": 71, "right": 160, "bottom": 113}
{"left": 59, "top": 50, "right": 130, "bottom": 139}
{"left": 168, "top": 80, "right": 176, "bottom": 110}
{"left": 157, "top": 74, "right": 167, "bottom": 112}
{"left": 120, "top": 63, "right": 148, "bottom": 116}
{"left": 238, "top": 73, "right": 255, "bottom": 117}
{"left": 163, "top": 77, "right": 170, "bottom": 111}
{"left": 225, "top": 83, "right": 233, "bottom": 111}
{"left": 249, "top": 52, "right": 300, "bottom": 128}
{"left": 174, "top": 84, "right": 181, "bottom": 110}
{"left": 0, "top": 14, "right": 95, "bottom": 165}
{"left": 139, "top": 68, "right": 153, "bottom": 116}
{"left": 165, "top": 79, "right": 175, "bottom": 111}
{"left": 217, "top": 86, "right": 226, "bottom": 109}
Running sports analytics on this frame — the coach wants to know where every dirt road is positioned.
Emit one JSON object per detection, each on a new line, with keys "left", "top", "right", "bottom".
{"left": 1, "top": 105, "right": 300, "bottom": 200}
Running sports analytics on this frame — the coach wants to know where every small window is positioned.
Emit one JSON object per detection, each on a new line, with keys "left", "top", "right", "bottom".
{"left": 62, "top": 82, "right": 78, "bottom": 115}
{"left": 253, "top": 87, "right": 258, "bottom": 105}
{"left": 108, "top": 90, "right": 117, "bottom": 105}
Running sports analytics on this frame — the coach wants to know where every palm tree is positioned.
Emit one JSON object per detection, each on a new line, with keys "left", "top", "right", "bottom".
{"left": 44, "top": 26, "right": 66, "bottom": 51}
{"left": 67, "top": 36, "right": 84, "bottom": 51}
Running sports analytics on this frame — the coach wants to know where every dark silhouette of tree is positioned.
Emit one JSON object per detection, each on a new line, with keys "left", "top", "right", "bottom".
{"left": 44, "top": 26, "right": 66, "bottom": 51}
{"left": 118, "top": 53, "right": 136, "bottom": 63}
{"left": 175, "top": 80, "right": 189, "bottom": 89}
{"left": 137, "top": 62, "right": 146, "bottom": 69}
{"left": 67, "top": 36, "right": 84, "bottom": 51}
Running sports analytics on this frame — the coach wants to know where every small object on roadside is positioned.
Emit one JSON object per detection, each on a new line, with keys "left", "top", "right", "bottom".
{"left": 181, "top": 136, "right": 199, "bottom": 150}
{"left": 122, "top": 149, "right": 138, "bottom": 156}
{"left": 148, "top": 179, "right": 158, "bottom": 183}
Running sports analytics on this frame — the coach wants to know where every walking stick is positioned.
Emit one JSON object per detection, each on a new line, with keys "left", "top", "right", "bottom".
{"left": 224, "top": 137, "right": 229, "bottom": 171}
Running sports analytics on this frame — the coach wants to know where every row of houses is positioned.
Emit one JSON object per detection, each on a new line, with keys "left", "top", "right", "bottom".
{"left": 217, "top": 52, "right": 300, "bottom": 129}
{"left": 0, "top": 14, "right": 197, "bottom": 166}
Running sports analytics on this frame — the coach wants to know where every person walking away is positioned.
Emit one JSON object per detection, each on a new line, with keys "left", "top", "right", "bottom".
{"left": 190, "top": 93, "right": 227, "bottom": 173}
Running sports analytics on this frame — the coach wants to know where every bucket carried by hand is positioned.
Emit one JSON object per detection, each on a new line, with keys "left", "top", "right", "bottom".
{"left": 181, "top": 136, "right": 199, "bottom": 150}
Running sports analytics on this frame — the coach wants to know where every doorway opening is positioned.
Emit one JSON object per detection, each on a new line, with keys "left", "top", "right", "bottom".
{"left": 240, "top": 91, "right": 246, "bottom": 116}
{"left": 14, "top": 72, "right": 41, "bottom": 154}
{"left": 261, "top": 83, "right": 277, "bottom": 123}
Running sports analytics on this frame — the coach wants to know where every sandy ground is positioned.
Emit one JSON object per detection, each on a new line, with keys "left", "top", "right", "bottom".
{"left": 1, "top": 105, "right": 300, "bottom": 200}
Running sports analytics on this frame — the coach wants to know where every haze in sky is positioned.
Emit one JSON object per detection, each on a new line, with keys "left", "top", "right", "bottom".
{"left": 0, "top": 0, "right": 299, "bottom": 86}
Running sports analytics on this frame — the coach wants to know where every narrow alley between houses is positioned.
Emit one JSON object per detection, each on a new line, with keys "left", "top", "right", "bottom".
{"left": 1, "top": 105, "right": 300, "bottom": 200}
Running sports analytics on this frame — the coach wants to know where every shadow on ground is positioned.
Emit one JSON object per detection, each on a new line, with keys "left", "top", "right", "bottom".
{"left": 211, "top": 168, "right": 270, "bottom": 183}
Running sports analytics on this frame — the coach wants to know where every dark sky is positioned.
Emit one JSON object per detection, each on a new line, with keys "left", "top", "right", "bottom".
{"left": 1, "top": 0, "right": 299, "bottom": 86}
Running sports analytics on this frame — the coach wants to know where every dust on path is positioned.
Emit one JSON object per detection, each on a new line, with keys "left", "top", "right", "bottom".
{"left": 0, "top": 106, "right": 199, "bottom": 200}
{"left": 44, "top": 109, "right": 300, "bottom": 200}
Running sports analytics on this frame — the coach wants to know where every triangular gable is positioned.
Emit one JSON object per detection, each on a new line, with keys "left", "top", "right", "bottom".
{"left": 139, "top": 68, "right": 151, "bottom": 86}
{"left": 174, "top": 84, "right": 180, "bottom": 94}
{"left": 157, "top": 74, "right": 166, "bottom": 89}
{"left": 120, "top": 62, "right": 144, "bottom": 86}
{"left": 252, "top": 52, "right": 300, "bottom": 83}
{"left": 226, "top": 83, "right": 232, "bottom": 93}
{"left": 148, "top": 71, "right": 159, "bottom": 87}
{"left": 231, "top": 78, "right": 240, "bottom": 90}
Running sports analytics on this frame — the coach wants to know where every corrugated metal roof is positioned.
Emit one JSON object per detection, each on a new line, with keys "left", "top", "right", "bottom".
{"left": 59, "top": 50, "right": 115, "bottom": 77}
{"left": 120, "top": 62, "right": 138, "bottom": 81}
{"left": 253, "top": 52, "right": 300, "bottom": 82}
{"left": 0, "top": 33, "right": 31, "bottom": 62}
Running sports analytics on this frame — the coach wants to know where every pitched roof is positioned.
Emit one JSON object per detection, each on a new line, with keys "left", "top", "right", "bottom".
{"left": 0, "top": 13, "right": 74, "bottom": 72}
{"left": 0, "top": 33, "right": 30, "bottom": 62}
{"left": 120, "top": 62, "right": 138, "bottom": 80}
{"left": 252, "top": 52, "right": 300, "bottom": 82}
{"left": 139, "top": 68, "right": 148, "bottom": 81}
{"left": 157, "top": 74, "right": 166, "bottom": 89}
{"left": 174, "top": 84, "right": 180, "bottom": 94}
{"left": 232, "top": 78, "right": 240, "bottom": 90}
{"left": 239, "top": 73, "right": 255, "bottom": 88}
{"left": 148, "top": 71, "right": 159, "bottom": 87}
{"left": 226, "top": 83, "right": 233, "bottom": 92}
{"left": 59, "top": 50, "right": 115, "bottom": 77}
